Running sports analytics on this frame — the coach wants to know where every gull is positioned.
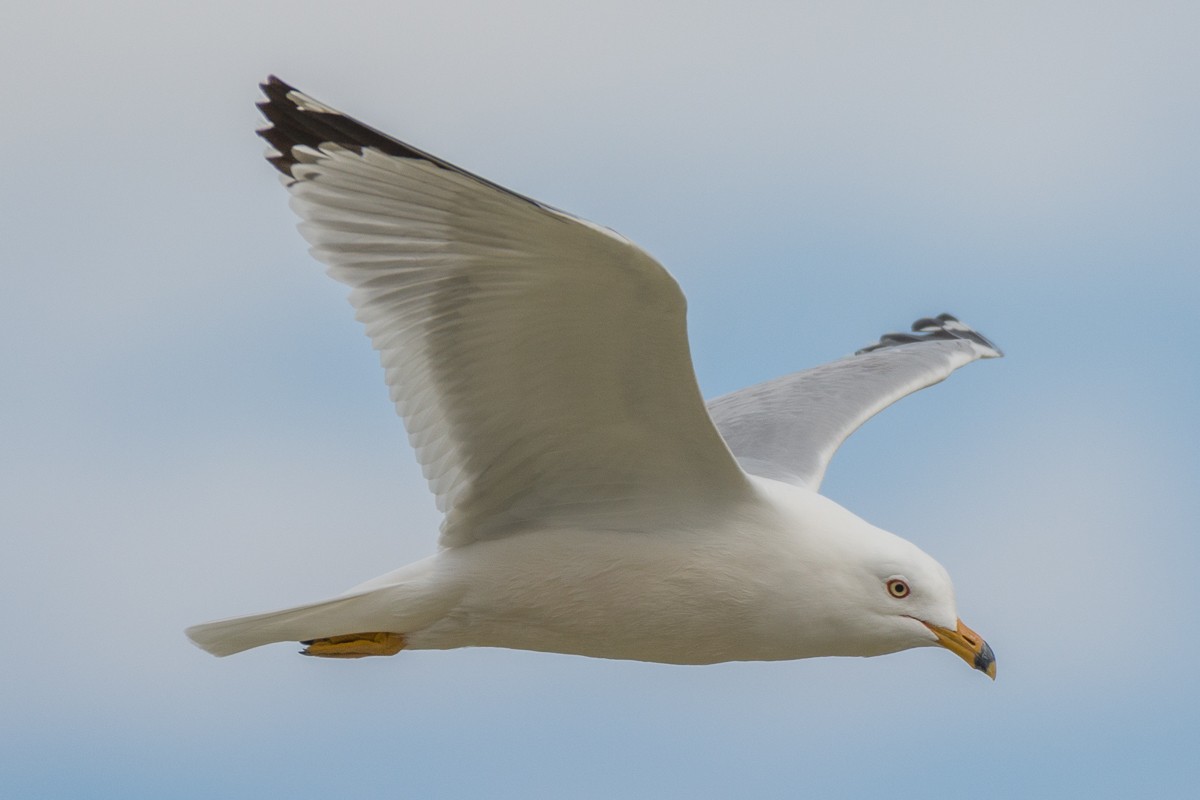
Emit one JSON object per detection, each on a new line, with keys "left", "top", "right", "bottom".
{"left": 186, "top": 76, "right": 1000, "bottom": 678}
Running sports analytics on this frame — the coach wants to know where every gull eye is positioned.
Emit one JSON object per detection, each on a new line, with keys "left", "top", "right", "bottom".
{"left": 886, "top": 579, "right": 910, "bottom": 598}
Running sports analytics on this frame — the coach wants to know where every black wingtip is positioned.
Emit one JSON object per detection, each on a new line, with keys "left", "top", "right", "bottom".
{"left": 254, "top": 76, "right": 548, "bottom": 208}
{"left": 255, "top": 75, "right": 437, "bottom": 178}
{"left": 856, "top": 313, "right": 1003, "bottom": 357}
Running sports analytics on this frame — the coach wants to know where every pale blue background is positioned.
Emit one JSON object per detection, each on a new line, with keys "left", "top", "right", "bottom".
{"left": 3, "top": 2, "right": 1197, "bottom": 797}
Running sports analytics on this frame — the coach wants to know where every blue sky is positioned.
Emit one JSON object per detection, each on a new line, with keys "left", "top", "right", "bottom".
{"left": 3, "top": 2, "right": 1198, "bottom": 797}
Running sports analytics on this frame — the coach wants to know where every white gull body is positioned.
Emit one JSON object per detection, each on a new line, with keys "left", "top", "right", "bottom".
{"left": 186, "top": 77, "right": 1000, "bottom": 676}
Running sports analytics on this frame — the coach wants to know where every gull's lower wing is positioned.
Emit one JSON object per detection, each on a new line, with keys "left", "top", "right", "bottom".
{"left": 258, "top": 77, "right": 751, "bottom": 546}
{"left": 706, "top": 315, "right": 1001, "bottom": 492}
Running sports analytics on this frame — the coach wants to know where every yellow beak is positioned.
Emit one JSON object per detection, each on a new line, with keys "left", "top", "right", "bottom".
{"left": 924, "top": 618, "right": 996, "bottom": 680}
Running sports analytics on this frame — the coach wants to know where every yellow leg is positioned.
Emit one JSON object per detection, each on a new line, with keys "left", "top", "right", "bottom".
{"left": 300, "top": 632, "right": 406, "bottom": 659}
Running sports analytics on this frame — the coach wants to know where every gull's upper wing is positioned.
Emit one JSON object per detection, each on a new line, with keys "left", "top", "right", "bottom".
{"left": 258, "top": 77, "right": 750, "bottom": 547}
{"left": 706, "top": 315, "right": 1002, "bottom": 492}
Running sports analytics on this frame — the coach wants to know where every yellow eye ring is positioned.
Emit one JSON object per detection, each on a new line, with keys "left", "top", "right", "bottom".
{"left": 886, "top": 579, "right": 910, "bottom": 598}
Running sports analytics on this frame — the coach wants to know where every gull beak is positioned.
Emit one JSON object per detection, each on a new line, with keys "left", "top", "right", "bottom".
{"left": 924, "top": 618, "right": 996, "bottom": 680}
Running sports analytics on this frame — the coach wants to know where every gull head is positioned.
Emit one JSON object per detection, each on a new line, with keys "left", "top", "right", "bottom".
{"left": 772, "top": 486, "right": 996, "bottom": 679}
{"left": 851, "top": 532, "right": 996, "bottom": 680}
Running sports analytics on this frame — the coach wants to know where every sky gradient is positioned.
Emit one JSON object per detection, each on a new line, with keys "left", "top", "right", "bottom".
{"left": 4, "top": 2, "right": 1198, "bottom": 797}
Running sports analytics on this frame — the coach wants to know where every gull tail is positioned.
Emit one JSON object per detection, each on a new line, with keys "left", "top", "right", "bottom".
{"left": 185, "top": 592, "right": 396, "bottom": 657}
{"left": 186, "top": 558, "right": 454, "bottom": 657}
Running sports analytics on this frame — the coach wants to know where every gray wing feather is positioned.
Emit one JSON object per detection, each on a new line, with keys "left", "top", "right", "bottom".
{"left": 706, "top": 315, "right": 1001, "bottom": 491}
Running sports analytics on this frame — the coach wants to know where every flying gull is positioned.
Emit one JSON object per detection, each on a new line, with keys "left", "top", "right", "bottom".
{"left": 187, "top": 76, "right": 1000, "bottom": 678}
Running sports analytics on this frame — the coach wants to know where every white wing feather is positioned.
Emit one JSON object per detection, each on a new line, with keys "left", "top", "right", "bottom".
{"left": 259, "top": 78, "right": 750, "bottom": 547}
{"left": 706, "top": 317, "right": 1002, "bottom": 491}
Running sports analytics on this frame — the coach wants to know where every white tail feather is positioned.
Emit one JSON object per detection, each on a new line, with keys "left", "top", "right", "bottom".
{"left": 186, "top": 592, "right": 392, "bottom": 657}
{"left": 187, "top": 557, "right": 454, "bottom": 657}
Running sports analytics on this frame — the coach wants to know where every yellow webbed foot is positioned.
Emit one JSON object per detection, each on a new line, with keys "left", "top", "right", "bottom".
{"left": 300, "top": 632, "right": 406, "bottom": 658}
